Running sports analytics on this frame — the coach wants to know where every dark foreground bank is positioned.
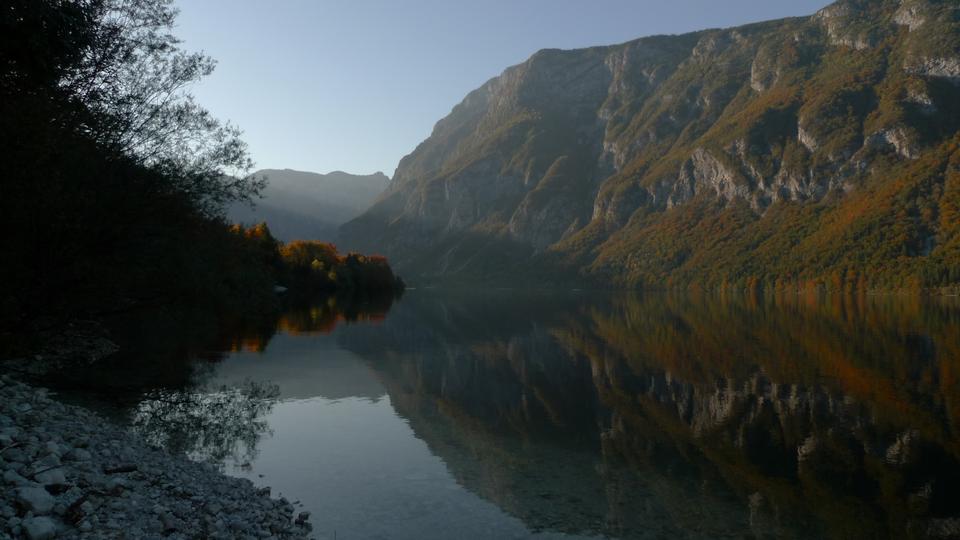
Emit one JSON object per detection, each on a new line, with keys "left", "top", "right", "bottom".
{"left": 0, "top": 375, "right": 312, "bottom": 539}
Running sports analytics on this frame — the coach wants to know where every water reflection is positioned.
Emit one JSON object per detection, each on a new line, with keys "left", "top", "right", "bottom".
{"left": 133, "top": 380, "right": 280, "bottom": 468}
{"left": 38, "top": 291, "right": 399, "bottom": 475}
{"left": 336, "top": 291, "right": 960, "bottom": 539}
{"left": 42, "top": 290, "right": 400, "bottom": 408}
{"left": 56, "top": 289, "right": 960, "bottom": 539}
{"left": 226, "top": 292, "right": 398, "bottom": 352}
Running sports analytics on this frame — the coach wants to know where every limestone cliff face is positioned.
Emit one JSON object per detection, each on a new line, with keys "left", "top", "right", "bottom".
{"left": 341, "top": 0, "right": 960, "bottom": 287}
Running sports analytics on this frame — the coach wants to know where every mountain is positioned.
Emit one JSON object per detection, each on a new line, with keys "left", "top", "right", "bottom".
{"left": 340, "top": 0, "right": 960, "bottom": 290}
{"left": 229, "top": 169, "right": 389, "bottom": 242}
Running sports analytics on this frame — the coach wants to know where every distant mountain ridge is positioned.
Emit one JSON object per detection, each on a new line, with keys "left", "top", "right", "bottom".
{"left": 341, "top": 0, "right": 960, "bottom": 290}
{"left": 230, "top": 169, "right": 389, "bottom": 242}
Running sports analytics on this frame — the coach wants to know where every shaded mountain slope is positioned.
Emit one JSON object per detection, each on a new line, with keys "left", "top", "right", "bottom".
{"left": 341, "top": 0, "right": 960, "bottom": 290}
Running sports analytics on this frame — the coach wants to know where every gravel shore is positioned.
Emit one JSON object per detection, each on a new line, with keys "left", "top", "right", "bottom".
{"left": 0, "top": 375, "right": 313, "bottom": 539}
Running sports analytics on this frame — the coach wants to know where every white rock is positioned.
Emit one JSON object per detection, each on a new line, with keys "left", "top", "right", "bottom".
{"left": 16, "top": 486, "right": 55, "bottom": 515}
{"left": 4, "top": 469, "right": 34, "bottom": 486}
{"left": 21, "top": 516, "right": 57, "bottom": 540}
{"left": 906, "top": 56, "right": 960, "bottom": 83}
{"left": 35, "top": 454, "right": 60, "bottom": 469}
{"left": 797, "top": 123, "right": 818, "bottom": 153}
{"left": 65, "top": 448, "right": 91, "bottom": 461}
{"left": 34, "top": 468, "right": 66, "bottom": 486}
{"left": 4, "top": 447, "right": 28, "bottom": 463}
{"left": 893, "top": 5, "right": 925, "bottom": 31}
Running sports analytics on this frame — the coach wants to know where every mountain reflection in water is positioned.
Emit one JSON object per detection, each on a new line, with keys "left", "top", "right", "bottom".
{"left": 73, "top": 290, "right": 960, "bottom": 539}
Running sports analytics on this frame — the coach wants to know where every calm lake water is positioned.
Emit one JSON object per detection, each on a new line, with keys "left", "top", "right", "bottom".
{"left": 51, "top": 290, "right": 960, "bottom": 539}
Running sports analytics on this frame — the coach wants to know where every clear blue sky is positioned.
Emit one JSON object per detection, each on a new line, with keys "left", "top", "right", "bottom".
{"left": 173, "top": 0, "right": 831, "bottom": 177}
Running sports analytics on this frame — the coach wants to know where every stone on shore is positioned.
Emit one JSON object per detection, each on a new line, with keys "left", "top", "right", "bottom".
{"left": 0, "top": 375, "right": 312, "bottom": 539}
{"left": 15, "top": 487, "right": 55, "bottom": 515}
{"left": 21, "top": 516, "right": 57, "bottom": 540}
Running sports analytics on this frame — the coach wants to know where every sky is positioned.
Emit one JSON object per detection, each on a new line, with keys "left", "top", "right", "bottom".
{"left": 173, "top": 0, "right": 832, "bottom": 177}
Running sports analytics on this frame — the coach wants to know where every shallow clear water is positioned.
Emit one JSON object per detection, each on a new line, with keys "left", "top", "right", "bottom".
{"left": 54, "top": 290, "right": 960, "bottom": 539}
{"left": 205, "top": 334, "right": 586, "bottom": 539}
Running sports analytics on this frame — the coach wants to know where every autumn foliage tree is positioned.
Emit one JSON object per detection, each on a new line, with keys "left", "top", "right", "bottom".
{"left": 279, "top": 240, "right": 404, "bottom": 294}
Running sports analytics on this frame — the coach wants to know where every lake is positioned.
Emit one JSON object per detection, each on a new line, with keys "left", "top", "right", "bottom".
{"left": 49, "top": 289, "right": 960, "bottom": 539}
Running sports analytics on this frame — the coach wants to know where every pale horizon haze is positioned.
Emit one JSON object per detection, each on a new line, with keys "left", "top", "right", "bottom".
{"left": 173, "top": 0, "right": 831, "bottom": 178}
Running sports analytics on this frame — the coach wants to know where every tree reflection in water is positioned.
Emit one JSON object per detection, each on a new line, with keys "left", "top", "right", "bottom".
{"left": 132, "top": 380, "right": 280, "bottom": 469}
{"left": 121, "top": 291, "right": 400, "bottom": 469}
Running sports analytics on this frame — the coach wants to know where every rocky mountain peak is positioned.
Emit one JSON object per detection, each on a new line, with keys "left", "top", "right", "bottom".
{"left": 341, "top": 0, "right": 960, "bottom": 289}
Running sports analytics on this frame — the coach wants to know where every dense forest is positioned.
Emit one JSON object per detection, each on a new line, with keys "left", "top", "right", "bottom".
{"left": 0, "top": 0, "right": 402, "bottom": 343}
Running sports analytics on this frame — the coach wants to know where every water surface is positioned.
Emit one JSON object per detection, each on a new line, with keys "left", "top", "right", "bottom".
{"left": 53, "top": 290, "right": 960, "bottom": 539}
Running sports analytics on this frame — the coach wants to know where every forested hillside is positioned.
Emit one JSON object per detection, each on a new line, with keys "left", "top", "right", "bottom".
{"left": 0, "top": 0, "right": 401, "bottom": 336}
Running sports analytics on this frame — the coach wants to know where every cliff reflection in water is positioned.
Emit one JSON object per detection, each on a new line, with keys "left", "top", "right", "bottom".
{"left": 337, "top": 291, "right": 960, "bottom": 539}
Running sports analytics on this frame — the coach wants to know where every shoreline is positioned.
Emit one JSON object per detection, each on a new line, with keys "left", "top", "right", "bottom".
{"left": 0, "top": 375, "right": 312, "bottom": 539}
